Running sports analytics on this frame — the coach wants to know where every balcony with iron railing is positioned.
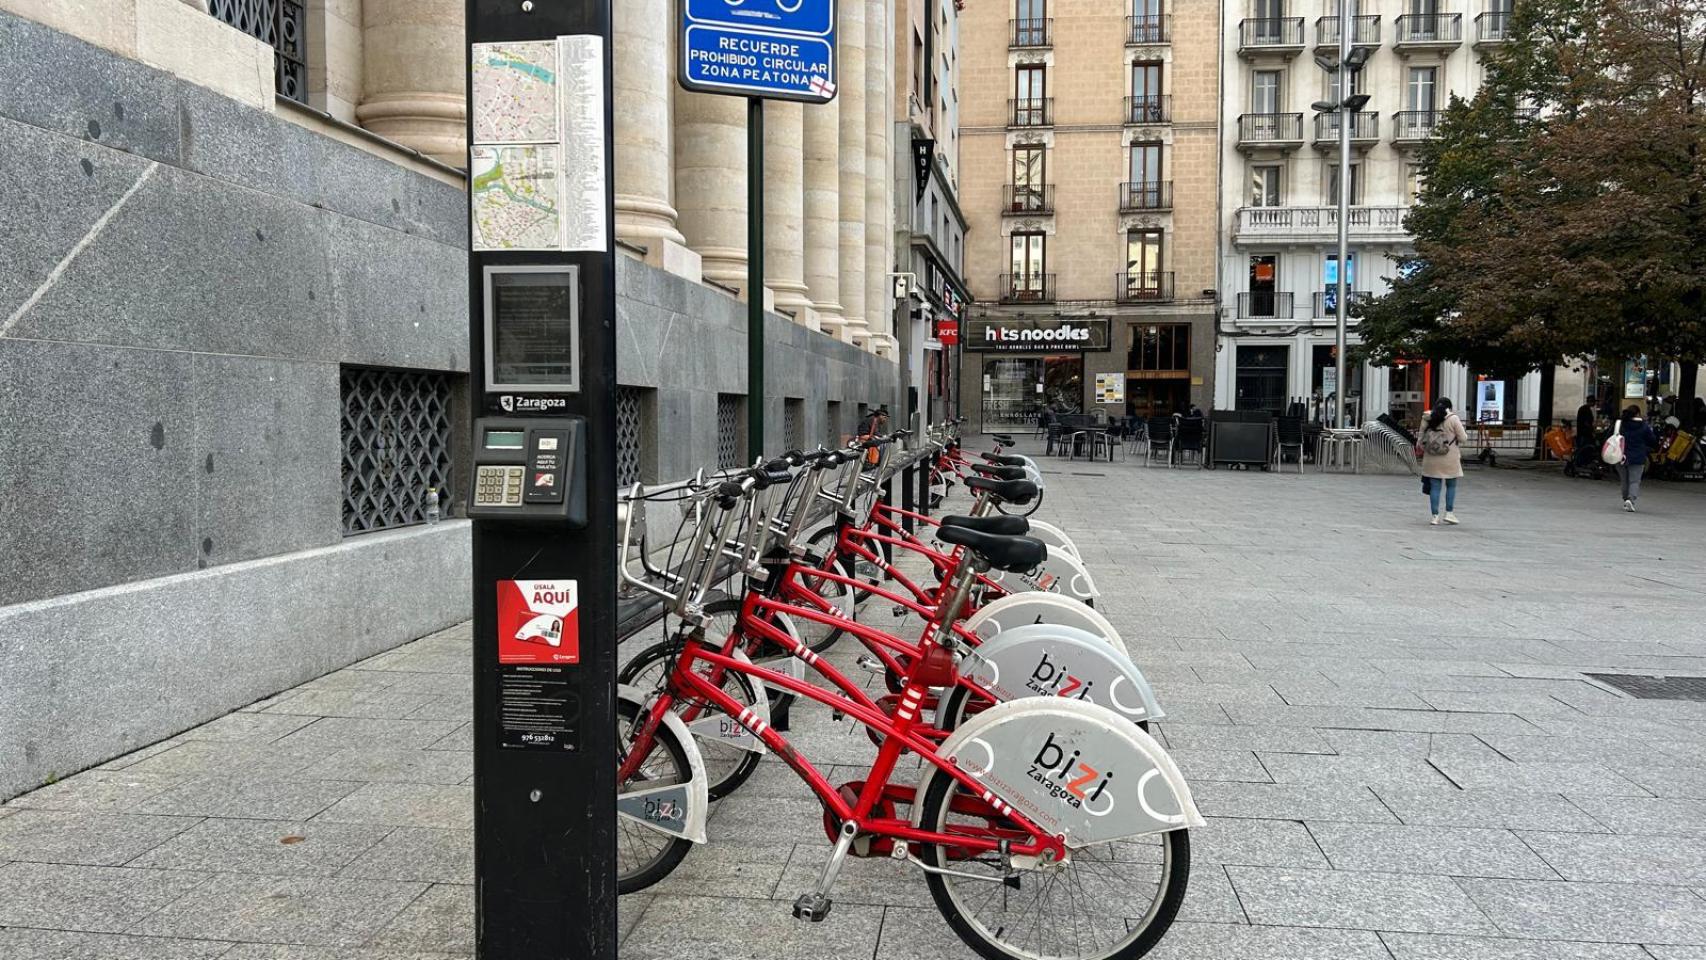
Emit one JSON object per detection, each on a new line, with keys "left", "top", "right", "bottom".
{"left": 1238, "top": 113, "right": 1306, "bottom": 150}
{"left": 1237, "top": 291, "right": 1296, "bottom": 319}
{"left": 1394, "top": 109, "right": 1443, "bottom": 144}
{"left": 1118, "top": 271, "right": 1176, "bottom": 303}
{"left": 1232, "top": 206, "right": 1410, "bottom": 245}
{"left": 1315, "top": 15, "right": 1382, "bottom": 50}
{"left": 1313, "top": 290, "right": 1372, "bottom": 317}
{"left": 1003, "top": 184, "right": 1055, "bottom": 215}
{"left": 1010, "top": 17, "right": 1053, "bottom": 48}
{"left": 209, "top": 0, "right": 307, "bottom": 103}
{"left": 1475, "top": 11, "right": 1511, "bottom": 46}
{"left": 999, "top": 273, "right": 1058, "bottom": 304}
{"left": 1126, "top": 95, "right": 1172, "bottom": 125}
{"left": 1119, "top": 181, "right": 1174, "bottom": 212}
{"left": 1128, "top": 14, "right": 1172, "bottom": 44}
{"left": 1313, "top": 111, "right": 1380, "bottom": 147}
{"left": 1395, "top": 13, "right": 1463, "bottom": 50}
{"left": 1238, "top": 17, "right": 1307, "bottom": 57}
{"left": 1008, "top": 97, "right": 1055, "bottom": 128}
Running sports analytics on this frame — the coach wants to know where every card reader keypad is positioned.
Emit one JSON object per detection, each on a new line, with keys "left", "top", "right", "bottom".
{"left": 475, "top": 465, "right": 525, "bottom": 507}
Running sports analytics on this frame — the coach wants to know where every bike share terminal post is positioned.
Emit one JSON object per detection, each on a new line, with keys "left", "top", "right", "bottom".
{"left": 465, "top": 1, "right": 618, "bottom": 957}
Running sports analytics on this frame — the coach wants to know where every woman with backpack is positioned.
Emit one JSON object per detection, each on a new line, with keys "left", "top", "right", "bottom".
{"left": 1418, "top": 397, "right": 1469, "bottom": 525}
{"left": 1606, "top": 404, "right": 1659, "bottom": 512}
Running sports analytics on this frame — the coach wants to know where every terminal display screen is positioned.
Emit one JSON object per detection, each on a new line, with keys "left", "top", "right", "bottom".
{"left": 484, "top": 429, "right": 526, "bottom": 450}
{"left": 484, "top": 266, "right": 580, "bottom": 392}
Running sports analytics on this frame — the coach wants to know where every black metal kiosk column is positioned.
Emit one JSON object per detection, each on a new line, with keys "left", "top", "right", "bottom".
{"left": 465, "top": 2, "right": 617, "bottom": 958}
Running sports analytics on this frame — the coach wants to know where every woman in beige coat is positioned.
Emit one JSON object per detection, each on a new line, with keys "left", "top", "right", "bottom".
{"left": 1418, "top": 397, "right": 1469, "bottom": 525}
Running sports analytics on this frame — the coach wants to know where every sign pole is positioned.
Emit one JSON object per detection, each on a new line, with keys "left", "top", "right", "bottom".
{"left": 749, "top": 96, "right": 765, "bottom": 458}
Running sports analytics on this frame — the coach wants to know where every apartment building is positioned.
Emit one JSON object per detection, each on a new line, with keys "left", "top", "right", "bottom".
{"left": 957, "top": 0, "right": 1220, "bottom": 433}
{"left": 1215, "top": 0, "right": 1540, "bottom": 426}
{"left": 895, "top": 0, "right": 970, "bottom": 425}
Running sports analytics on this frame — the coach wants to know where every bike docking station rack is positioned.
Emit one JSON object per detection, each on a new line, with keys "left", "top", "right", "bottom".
{"left": 463, "top": 1, "right": 618, "bottom": 957}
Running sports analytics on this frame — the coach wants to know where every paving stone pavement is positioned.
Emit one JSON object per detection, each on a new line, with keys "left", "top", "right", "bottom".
{"left": 5, "top": 445, "right": 1706, "bottom": 959}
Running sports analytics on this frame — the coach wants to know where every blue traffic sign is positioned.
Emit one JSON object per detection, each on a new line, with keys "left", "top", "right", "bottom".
{"left": 680, "top": 0, "right": 838, "bottom": 103}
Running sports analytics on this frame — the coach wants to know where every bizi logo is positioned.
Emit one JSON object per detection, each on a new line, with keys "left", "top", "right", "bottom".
{"left": 1027, "top": 731, "right": 1115, "bottom": 815}
{"left": 1027, "top": 651, "right": 1094, "bottom": 702}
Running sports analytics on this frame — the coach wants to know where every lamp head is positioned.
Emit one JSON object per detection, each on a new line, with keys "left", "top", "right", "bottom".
{"left": 1313, "top": 54, "right": 1338, "bottom": 72}
{"left": 1344, "top": 93, "right": 1372, "bottom": 112}
{"left": 1345, "top": 46, "right": 1372, "bottom": 69}
{"left": 1311, "top": 100, "right": 1339, "bottom": 113}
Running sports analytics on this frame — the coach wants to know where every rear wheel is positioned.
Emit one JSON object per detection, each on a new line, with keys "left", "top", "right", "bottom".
{"left": 616, "top": 699, "right": 696, "bottom": 894}
{"left": 808, "top": 526, "right": 884, "bottom": 606}
{"left": 916, "top": 768, "right": 1190, "bottom": 960}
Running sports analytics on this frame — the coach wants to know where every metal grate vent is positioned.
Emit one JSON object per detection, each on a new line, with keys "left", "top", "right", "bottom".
{"left": 1587, "top": 674, "right": 1706, "bottom": 703}
{"left": 784, "top": 399, "right": 804, "bottom": 452}
{"left": 340, "top": 367, "right": 453, "bottom": 535}
{"left": 209, "top": 0, "right": 308, "bottom": 104}
{"left": 716, "top": 394, "right": 743, "bottom": 468}
{"left": 616, "top": 386, "right": 646, "bottom": 487}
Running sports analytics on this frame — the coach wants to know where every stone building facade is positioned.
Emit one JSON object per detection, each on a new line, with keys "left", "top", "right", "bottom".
{"left": 0, "top": 0, "right": 898, "bottom": 799}
{"left": 955, "top": 0, "right": 1220, "bottom": 433}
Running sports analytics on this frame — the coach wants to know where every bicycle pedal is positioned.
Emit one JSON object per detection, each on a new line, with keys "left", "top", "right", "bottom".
{"left": 792, "top": 893, "right": 832, "bottom": 922}
{"left": 855, "top": 654, "right": 884, "bottom": 675}
{"left": 890, "top": 604, "right": 908, "bottom": 618}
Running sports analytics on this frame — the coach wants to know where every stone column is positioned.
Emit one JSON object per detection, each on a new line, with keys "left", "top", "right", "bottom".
{"left": 764, "top": 102, "right": 818, "bottom": 328}
{"left": 357, "top": 0, "right": 465, "bottom": 166}
{"left": 803, "top": 98, "right": 844, "bottom": 333}
{"left": 614, "top": 0, "right": 700, "bottom": 280}
{"left": 861, "top": 0, "right": 892, "bottom": 350}
{"left": 837, "top": 0, "right": 869, "bottom": 343}
{"left": 675, "top": 90, "right": 751, "bottom": 295}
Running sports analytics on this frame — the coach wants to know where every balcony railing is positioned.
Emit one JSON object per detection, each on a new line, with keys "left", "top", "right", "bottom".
{"left": 1238, "top": 112, "right": 1305, "bottom": 147}
{"left": 1475, "top": 11, "right": 1511, "bottom": 44}
{"left": 1126, "top": 95, "right": 1172, "bottom": 124}
{"left": 1010, "top": 17, "right": 1053, "bottom": 48}
{"left": 1008, "top": 98, "right": 1055, "bottom": 128}
{"left": 1394, "top": 109, "right": 1442, "bottom": 142}
{"left": 209, "top": 0, "right": 307, "bottom": 103}
{"left": 1313, "top": 111, "right": 1380, "bottom": 144}
{"left": 1313, "top": 290, "right": 1372, "bottom": 317}
{"left": 1128, "top": 14, "right": 1172, "bottom": 44}
{"left": 1000, "top": 273, "right": 1058, "bottom": 304}
{"left": 1395, "top": 13, "right": 1463, "bottom": 47}
{"left": 1233, "top": 205, "right": 1410, "bottom": 244}
{"left": 1003, "top": 184, "right": 1055, "bottom": 215}
{"left": 1239, "top": 17, "right": 1306, "bottom": 54}
{"left": 1119, "top": 181, "right": 1174, "bottom": 212}
{"left": 1118, "top": 271, "right": 1176, "bottom": 303}
{"left": 1316, "top": 15, "right": 1382, "bottom": 48}
{"left": 1237, "top": 291, "right": 1296, "bottom": 319}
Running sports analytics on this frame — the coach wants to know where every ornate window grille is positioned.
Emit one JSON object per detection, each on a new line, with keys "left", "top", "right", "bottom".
{"left": 826, "top": 401, "right": 843, "bottom": 447}
{"left": 784, "top": 399, "right": 804, "bottom": 453}
{"left": 615, "top": 386, "right": 649, "bottom": 487}
{"left": 716, "top": 394, "right": 744, "bottom": 469}
{"left": 340, "top": 367, "right": 454, "bottom": 535}
{"left": 209, "top": 0, "right": 308, "bottom": 104}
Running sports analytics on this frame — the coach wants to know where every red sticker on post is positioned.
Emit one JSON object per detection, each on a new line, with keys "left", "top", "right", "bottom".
{"left": 496, "top": 580, "right": 581, "bottom": 664}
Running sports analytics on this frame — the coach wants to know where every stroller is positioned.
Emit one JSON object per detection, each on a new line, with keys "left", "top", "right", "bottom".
{"left": 1559, "top": 423, "right": 1608, "bottom": 480}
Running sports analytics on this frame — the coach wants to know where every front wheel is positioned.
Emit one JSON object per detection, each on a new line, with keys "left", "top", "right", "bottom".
{"left": 916, "top": 768, "right": 1191, "bottom": 960}
{"left": 616, "top": 699, "right": 696, "bottom": 894}
{"left": 617, "top": 638, "right": 763, "bottom": 801}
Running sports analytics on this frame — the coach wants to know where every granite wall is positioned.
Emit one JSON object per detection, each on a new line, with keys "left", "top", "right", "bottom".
{"left": 0, "top": 10, "right": 898, "bottom": 799}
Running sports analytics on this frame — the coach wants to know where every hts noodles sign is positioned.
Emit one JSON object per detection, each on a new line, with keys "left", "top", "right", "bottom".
{"left": 681, "top": 0, "right": 839, "bottom": 103}
{"left": 966, "top": 318, "right": 1112, "bottom": 353}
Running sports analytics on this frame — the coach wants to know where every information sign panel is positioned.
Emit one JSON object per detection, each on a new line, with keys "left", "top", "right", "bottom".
{"left": 680, "top": 0, "right": 839, "bottom": 102}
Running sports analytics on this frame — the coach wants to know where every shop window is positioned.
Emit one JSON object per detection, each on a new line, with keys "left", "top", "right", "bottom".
{"left": 1127, "top": 324, "right": 1192, "bottom": 374}
{"left": 1235, "top": 345, "right": 1290, "bottom": 415}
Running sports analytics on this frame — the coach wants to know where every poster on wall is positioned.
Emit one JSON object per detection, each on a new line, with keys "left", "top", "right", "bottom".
{"left": 1623, "top": 358, "right": 1647, "bottom": 399}
{"left": 1094, "top": 373, "right": 1125, "bottom": 405}
{"left": 1477, "top": 380, "right": 1505, "bottom": 424}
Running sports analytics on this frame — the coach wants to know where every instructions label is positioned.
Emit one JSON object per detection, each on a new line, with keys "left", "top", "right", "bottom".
{"left": 498, "top": 665, "right": 580, "bottom": 751}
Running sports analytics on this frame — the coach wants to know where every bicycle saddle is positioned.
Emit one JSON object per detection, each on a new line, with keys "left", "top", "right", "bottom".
{"left": 970, "top": 464, "right": 1028, "bottom": 481}
{"left": 965, "top": 477, "right": 1038, "bottom": 505}
{"left": 936, "top": 526, "right": 1047, "bottom": 573}
{"left": 991, "top": 434, "right": 1016, "bottom": 446}
{"left": 939, "top": 514, "right": 1029, "bottom": 536}
{"left": 981, "top": 453, "right": 1029, "bottom": 467}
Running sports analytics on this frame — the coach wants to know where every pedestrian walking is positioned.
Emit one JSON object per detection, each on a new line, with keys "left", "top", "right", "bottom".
{"left": 1417, "top": 397, "right": 1469, "bottom": 525}
{"left": 1611, "top": 404, "right": 1659, "bottom": 512}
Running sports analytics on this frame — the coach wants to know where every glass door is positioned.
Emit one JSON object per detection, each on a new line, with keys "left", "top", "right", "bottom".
{"left": 1126, "top": 230, "right": 1164, "bottom": 298}
{"left": 1248, "top": 253, "right": 1278, "bottom": 316}
{"left": 1131, "top": 61, "right": 1163, "bottom": 121}
{"left": 1129, "top": 142, "right": 1162, "bottom": 208}
{"left": 1012, "top": 144, "right": 1045, "bottom": 212}
{"left": 1009, "top": 233, "right": 1047, "bottom": 299}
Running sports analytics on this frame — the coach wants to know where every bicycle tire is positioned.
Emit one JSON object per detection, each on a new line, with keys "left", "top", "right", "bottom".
{"left": 616, "top": 698, "right": 695, "bottom": 894}
{"left": 807, "top": 525, "right": 882, "bottom": 610}
{"left": 916, "top": 767, "right": 1191, "bottom": 960}
{"left": 617, "top": 637, "right": 763, "bottom": 801}
{"left": 699, "top": 597, "right": 799, "bottom": 717}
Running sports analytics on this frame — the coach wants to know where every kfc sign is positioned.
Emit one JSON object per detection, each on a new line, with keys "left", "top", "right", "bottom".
{"left": 965, "top": 317, "right": 1111, "bottom": 352}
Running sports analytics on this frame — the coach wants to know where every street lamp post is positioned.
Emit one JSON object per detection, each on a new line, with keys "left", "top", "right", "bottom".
{"left": 1312, "top": 11, "right": 1369, "bottom": 429}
